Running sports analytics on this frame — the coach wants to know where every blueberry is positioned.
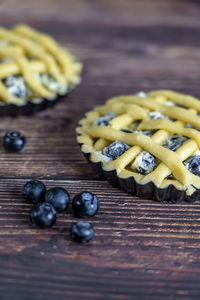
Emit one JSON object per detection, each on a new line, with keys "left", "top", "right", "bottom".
{"left": 163, "top": 135, "right": 187, "bottom": 152}
{"left": 185, "top": 155, "right": 200, "bottom": 177}
{"left": 103, "top": 141, "right": 129, "bottom": 160}
{"left": 135, "top": 130, "right": 154, "bottom": 136}
{"left": 71, "top": 221, "right": 94, "bottom": 243}
{"left": 94, "top": 112, "right": 116, "bottom": 126}
{"left": 45, "top": 187, "right": 70, "bottom": 213}
{"left": 30, "top": 203, "right": 57, "bottom": 228}
{"left": 133, "top": 151, "right": 156, "bottom": 175}
{"left": 4, "top": 75, "right": 27, "bottom": 99}
{"left": 120, "top": 129, "right": 133, "bottom": 133}
{"left": 3, "top": 131, "right": 26, "bottom": 152}
{"left": 72, "top": 191, "right": 99, "bottom": 218}
{"left": 22, "top": 180, "right": 46, "bottom": 204}
{"left": 149, "top": 111, "right": 168, "bottom": 120}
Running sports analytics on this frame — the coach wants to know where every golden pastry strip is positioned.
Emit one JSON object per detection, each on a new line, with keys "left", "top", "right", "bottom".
{"left": 0, "top": 61, "right": 45, "bottom": 79}
{"left": 13, "top": 24, "right": 78, "bottom": 84}
{"left": 148, "top": 90, "right": 200, "bottom": 112}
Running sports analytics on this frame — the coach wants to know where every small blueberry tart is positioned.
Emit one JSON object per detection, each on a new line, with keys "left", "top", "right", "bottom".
{"left": 0, "top": 24, "right": 82, "bottom": 116}
{"left": 76, "top": 90, "right": 200, "bottom": 203}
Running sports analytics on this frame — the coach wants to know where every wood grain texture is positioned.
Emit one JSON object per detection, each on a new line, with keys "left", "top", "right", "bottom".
{"left": 0, "top": 0, "right": 200, "bottom": 299}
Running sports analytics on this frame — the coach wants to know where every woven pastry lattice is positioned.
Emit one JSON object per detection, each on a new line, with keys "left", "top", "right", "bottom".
{"left": 0, "top": 24, "right": 82, "bottom": 104}
{"left": 77, "top": 90, "right": 200, "bottom": 198}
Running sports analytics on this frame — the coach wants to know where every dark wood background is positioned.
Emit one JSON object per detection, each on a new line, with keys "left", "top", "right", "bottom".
{"left": 0, "top": 0, "right": 200, "bottom": 299}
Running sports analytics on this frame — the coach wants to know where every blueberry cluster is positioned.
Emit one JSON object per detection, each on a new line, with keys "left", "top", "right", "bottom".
{"left": 22, "top": 180, "right": 99, "bottom": 244}
{"left": 103, "top": 141, "right": 130, "bottom": 160}
{"left": 149, "top": 111, "right": 169, "bottom": 120}
{"left": 184, "top": 155, "right": 200, "bottom": 177}
{"left": 133, "top": 151, "right": 156, "bottom": 175}
{"left": 94, "top": 112, "right": 116, "bottom": 126}
{"left": 162, "top": 134, "right": 187, "bottom": 152}
{"left": 3, "top": 75, "right": 27, "bottom": 99}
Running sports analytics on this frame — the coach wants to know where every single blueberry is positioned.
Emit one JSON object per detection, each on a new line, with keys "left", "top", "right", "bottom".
{"left": 103, "top": 141, "right": 129, "bottom": 160}
{"left": 72, "top": 191, "right": 99, "bottom": 218}
{"left": 22, "top": 180, "right": 46, "bottom": 204}
{"left": 71, "top": 221, "right": 94, "bottom": 243}
{"left": 30, "top": 203, "right": 57, "bottom": 228}
{"left": 3, "top": 131, "right": 26, "bottom": 152}
{"left": 45, "top": 187, "right": 70, "bottom": 213}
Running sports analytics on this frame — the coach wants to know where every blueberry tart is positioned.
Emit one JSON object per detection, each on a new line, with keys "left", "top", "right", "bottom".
{"left": 76, "top": 90, "right": 200, "bottom": 203}
{"left": 0, "top": 24, "right": 82, "bottom": 116}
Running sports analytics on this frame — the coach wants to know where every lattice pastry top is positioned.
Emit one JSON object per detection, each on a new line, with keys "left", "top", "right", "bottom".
{"left": 0, "top": 24, "right": 82, "bottom": 105}
{"left": 77, "top": 90, "right": 200, "bottom": 201}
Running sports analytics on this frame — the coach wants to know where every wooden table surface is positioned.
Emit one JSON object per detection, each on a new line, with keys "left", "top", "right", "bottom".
{"left": 1, "top": 0, "right": 200, "bottom": 299}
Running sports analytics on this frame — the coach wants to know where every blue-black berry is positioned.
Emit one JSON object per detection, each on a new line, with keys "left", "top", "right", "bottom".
{"left": 30, "top": 203, "right": 57, "bottom": 228}
{"left": 22, "top": 180, "right": 46, "bottom": 204}
{"left": 71, "top": 221, "right": 94, "bottom": 243}
{"left": 94, "top": 112, "right": 116, "bottom": 126}
{"left": 45, "top": 187, "right": 70, "bottom": 213}
{"left": 133, "top": 151, "right": 156, "bottom": 175}
{"left": 4, "top": 75, "right": 27, "bottom": 99}
{"left": 72, "top": 191, "right": 99, "bottom": 218}
{"left": 185, "top": 155, "right": 200, "bottom": 177}
{"left": 103, "top": 141, "right": 129, "bottom": 160}
{"left": 162, "top": 134, "right": 187, "bottom": 152}
{"left": 3, "top": 131, "right": 26, "bottom": 152}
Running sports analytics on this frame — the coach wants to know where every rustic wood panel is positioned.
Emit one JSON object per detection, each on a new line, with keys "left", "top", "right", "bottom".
{"left": 0, "top": 0, "right": 200, "bottom": 299}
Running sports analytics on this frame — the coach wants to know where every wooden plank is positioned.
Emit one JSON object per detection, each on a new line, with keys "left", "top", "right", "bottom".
{"left": 0, "top": 179, "right": 200, "bottom": 300}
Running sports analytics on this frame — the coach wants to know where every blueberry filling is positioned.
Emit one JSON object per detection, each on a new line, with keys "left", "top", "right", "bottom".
{"left": 120, "top": 128, "right": 133, "bottom": 133}
{"left": 184, "top": 155, "right": 200, "bottom": 177}
{"left": 103, "top": 141, "right": 130, "bottom": 160}
{"left": 3, "top": 73, "right": 62, "bottom": 101}
{"left": 129, "top": 121, "right": 140, "bottom": 131}
{"left": 135, "top": 130, "right": 154, "bottom": 137}
{"left": 185, "top": 124, "right": 193, "bottom": 128}
{"left": 35, "top": 73, "right": 62, "bottom": 94}
{"left": 149, "top": 111, "right": 168, "bottom": 120}
{"left": 133, "top": 151, "right": 156, "bottom": 175}
{"left": 3, "top": 75, "right": 27, "bottom": 99}
{"left": 94, "top": 112, "right": 116, "bottom": 126}
{"left": 162, "top": 134, "right": 187, "bottom": 152}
